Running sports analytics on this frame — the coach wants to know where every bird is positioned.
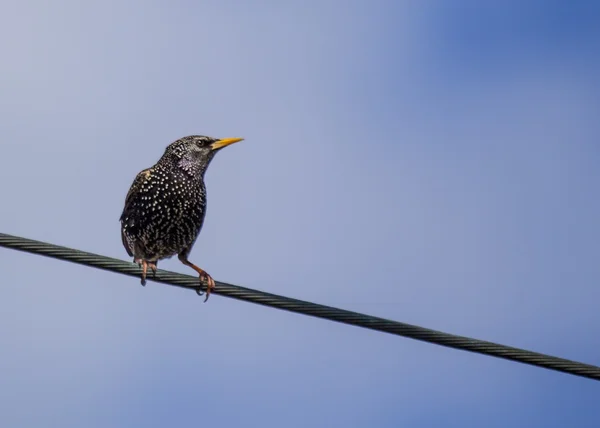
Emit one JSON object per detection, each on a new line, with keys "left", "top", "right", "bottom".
{"left": 119, "top": 135, "right": 244, "bottom": 301}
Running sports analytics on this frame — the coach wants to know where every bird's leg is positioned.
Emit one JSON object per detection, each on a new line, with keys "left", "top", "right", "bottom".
{"left": 178, "top": 255, "right": 215, "bottom": 302}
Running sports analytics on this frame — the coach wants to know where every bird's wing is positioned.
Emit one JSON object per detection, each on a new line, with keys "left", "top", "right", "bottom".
{"left": 121, "top": 229, "right": 133, "bottom": 257}
{"left": 120, "top": 168, "right": 153, "bottom": 257}
{"left": 120, "top": 168, "right": 152, "bottom": 221}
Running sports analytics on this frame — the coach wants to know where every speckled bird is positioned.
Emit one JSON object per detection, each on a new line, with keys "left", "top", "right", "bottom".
{"left": 120, "top": 135, "right": 243, "bottom": 301}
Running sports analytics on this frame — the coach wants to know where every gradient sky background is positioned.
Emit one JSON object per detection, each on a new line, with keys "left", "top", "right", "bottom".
{"left": 1, "top": 1, "right": 599, "bottom": 426}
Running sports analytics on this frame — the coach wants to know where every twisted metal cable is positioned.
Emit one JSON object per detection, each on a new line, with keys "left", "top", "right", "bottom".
{"left": 1, "top": 232, "right": 599, "bottom": 381}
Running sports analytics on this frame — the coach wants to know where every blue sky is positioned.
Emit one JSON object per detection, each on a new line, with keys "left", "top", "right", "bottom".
{"left": 1, "top": 1, "right": 599, "bottom": 426}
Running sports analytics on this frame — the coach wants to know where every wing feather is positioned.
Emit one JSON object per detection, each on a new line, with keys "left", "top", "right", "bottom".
{"left": 120, "top": 168, "right": 153, "bottom": 257}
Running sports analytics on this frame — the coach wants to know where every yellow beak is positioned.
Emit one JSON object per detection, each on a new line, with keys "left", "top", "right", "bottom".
{"left": 211, "top": 137, "right": 244, "bottom": 150}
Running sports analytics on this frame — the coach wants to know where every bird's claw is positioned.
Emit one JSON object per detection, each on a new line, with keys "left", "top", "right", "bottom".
{"left": 138, "top": 260, "right": 157, "bottom": 287}
{"left": 148, "top": 262, "right": 158, "bottom": 278}
{"left": 197, "top": 272, "right": 215, "bottom": 302}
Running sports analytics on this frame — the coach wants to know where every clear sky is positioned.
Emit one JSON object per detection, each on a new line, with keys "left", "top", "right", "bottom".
{"left": 1, "top": 1, "right": 599, "bottom": 427}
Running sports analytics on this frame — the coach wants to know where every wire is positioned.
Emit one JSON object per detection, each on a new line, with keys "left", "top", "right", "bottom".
{"left": 1, "top": 232, "right": 599, "bottom": 381}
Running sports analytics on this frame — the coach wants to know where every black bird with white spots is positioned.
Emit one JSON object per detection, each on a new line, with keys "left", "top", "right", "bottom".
{"left": 120, "top": 135, "right": 243, "bottom": 300}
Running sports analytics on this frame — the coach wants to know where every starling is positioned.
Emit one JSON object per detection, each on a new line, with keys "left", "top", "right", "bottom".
{"left": 120, "top": 135, "right": 243, "bottom": 301}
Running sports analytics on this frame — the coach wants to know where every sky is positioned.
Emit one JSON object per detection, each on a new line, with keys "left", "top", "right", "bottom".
{"left": 0, "top": 0, "right": 599, "bottom": 426}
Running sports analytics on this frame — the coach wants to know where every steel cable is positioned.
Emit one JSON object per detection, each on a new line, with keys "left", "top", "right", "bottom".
{"left": 1, "top": 232, "right": 599, "bottom": 381}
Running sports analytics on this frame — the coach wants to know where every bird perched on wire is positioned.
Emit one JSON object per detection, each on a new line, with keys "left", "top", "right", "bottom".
{"left": 120, "top": 135, "right": 243, "bottom": 301}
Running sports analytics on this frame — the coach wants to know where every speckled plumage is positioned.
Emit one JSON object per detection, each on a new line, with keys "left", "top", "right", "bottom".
{"left": 120, "top": 135, "right": 243, "bottom": 300}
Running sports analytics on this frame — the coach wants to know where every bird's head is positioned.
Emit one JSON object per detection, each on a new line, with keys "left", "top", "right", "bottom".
{"left": 161, "top": 135, "right": 244, "bottom": 177}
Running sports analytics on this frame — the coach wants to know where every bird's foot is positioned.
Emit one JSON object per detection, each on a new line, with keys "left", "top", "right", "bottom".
{"left": 196, "top": 270, "right": 215, "bottom": 303}
{"left": 139, "top": 260, "right": 158, "bottom": 286}
{"left": 140, "top": 260, "right": 148, "bottom": 286}
{"left": 148, "top": 262, "right": 158, "bottom": 278}
{"left": 178, "top": 256, "right": 216, "bottom": 302}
